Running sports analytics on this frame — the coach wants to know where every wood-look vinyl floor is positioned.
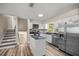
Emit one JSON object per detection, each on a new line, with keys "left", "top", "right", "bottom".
{"left": 0, "top": 43, "right": 65, "bottom": 56}
{"left": 0, "top": 44, "right": 33, "bottom": 56}
{"left": 46, "top": 43, "right": 65, "bottom": 56}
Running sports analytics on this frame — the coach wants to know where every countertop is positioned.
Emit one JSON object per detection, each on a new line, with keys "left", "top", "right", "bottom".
{"left": 44, "top": 32, "right": 64, "bottom": 35}
{"left": 30, "top": 35, "right": 45, "bottom": 40}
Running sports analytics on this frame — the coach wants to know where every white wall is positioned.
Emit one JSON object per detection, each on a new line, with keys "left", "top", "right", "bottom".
{"left": 0, "top": 15, "right": 17, "bottom": 43}
{"left": 7, "top": 16, "right": 16, "bottom": 29}
{"left": 18, "top": 18, "right": 27, "bottom": 31}
{"left": 0, "top": 15, "right": 8, "bottom": 43}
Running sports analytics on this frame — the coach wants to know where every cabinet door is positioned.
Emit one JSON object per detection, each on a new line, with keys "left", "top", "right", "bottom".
{"left": 46, "top": 34, "right": 52, "bottom": 43}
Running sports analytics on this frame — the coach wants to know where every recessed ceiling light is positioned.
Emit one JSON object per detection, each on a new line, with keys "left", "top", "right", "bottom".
{"left": 38, "top": 14, "right": 44, "bottom": 17}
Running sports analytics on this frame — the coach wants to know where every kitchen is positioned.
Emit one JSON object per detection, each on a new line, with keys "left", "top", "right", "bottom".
{"left": 28, "top": 7, "right": 79, "bottom": 56}
{"left": 0, "top": 3, "right": 79, "bottom": 56}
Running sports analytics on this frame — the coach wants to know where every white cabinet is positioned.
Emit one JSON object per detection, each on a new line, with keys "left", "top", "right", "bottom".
{"left": 46, "top": 34, "right": 52, "bottom": 43}
{"left": 30, "top": 36, "right": 46, "bottom": 56}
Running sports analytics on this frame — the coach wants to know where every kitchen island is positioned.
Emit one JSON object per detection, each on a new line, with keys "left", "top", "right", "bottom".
{"left": 29, "top": 35, "right": 46, "bottom": 56}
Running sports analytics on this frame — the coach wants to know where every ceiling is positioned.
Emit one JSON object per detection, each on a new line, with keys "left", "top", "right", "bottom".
{"left": 0, "top": 3, "right": 79, "bottom": 23}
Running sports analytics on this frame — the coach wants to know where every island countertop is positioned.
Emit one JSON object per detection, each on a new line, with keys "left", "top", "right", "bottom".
{"left": 30, "top": 35, "right": 46, "bottom": 40}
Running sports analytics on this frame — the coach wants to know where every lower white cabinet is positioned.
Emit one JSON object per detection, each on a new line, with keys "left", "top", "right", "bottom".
{"left": 46, "top": 34, "right": 52, "bottom": 43}
{"left": 30, "top": 36, "right": 46, "bottom": 56}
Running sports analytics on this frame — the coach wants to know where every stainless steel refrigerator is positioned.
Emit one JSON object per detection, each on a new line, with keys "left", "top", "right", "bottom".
{"left": 65, "top": 23, "right": 79, "bottom": 56}
{"left": 58, "top": 23, "right": 79, "bottom": 55}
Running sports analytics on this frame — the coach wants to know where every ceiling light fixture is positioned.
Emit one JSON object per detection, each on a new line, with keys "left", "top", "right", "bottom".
{"left": 38, "top": 14, "right": 44, "bottom": 17}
